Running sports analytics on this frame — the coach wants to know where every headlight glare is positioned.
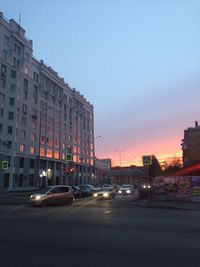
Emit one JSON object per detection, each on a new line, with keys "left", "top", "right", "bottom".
{"left": 94, "top": 193, "right": 98, "bottom": 197}
{"left": 36, "top": 195, "right": 41, "bottom": 200}
{"left": 126, "top": 190, "right": 131, "bottom": 194}
{"left": 103, "top": 192, "right": 109, "bottom": 197}
{"left": 118, "top": 190, "right": 122, "bottom": 194}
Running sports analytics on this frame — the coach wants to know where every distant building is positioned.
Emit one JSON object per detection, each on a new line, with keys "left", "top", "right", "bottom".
{"left": 108, "top": 166, "right": 148, "bottom": 186}
{"left": 95, "top": 158, "right": 111, "bottom": 184}
{"left": 182, "top": 121, "right": 200, "bottom": 167}
{"left": 0, "top": 12, "right": 95, "bottom": 192}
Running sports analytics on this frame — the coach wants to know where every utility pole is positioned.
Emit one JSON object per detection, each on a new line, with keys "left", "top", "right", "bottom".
{"left": 115, "top": 149, "right": 126, "bottom": 167}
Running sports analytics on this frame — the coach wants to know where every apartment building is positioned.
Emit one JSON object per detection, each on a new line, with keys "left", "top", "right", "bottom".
{"left": 0, "top": 12, "right": 95, "bottom": 191}
{"left": 182, "top": 121, "right": 200, "bottom": 167}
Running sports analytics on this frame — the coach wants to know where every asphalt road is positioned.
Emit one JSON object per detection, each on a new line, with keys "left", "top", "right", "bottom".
{"left": 0, "top": 196, "right": 200, "bottom": 267}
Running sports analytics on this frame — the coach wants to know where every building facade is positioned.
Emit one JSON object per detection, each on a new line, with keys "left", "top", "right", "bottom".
{"left": 95, "top": 158, "right": 111, "bottom": 184}
{"left": 108, "top": 166, "right": 147, "bottom": 186}
{"left": 182, "top": 121, "right": 200, "bottom": 168}
{"left": 0, "top": 12, "right": 95, "bottom": 191}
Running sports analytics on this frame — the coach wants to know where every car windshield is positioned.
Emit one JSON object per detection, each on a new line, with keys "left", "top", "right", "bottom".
{"left": 121, "top": 185, "right": 131, "bottom": 188}
{"left": 35, "top": 188, "right": 49, "bottom": 194}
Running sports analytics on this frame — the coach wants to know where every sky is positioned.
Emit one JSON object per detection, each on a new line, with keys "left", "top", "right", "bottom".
{"left": 1, "top": 0, "right": 199, "bottom": 166}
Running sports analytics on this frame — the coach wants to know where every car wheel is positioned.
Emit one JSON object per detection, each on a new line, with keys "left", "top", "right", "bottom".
{"left": 41, "top": 200, "right": 48, "bottom": 207}
{"left": 67, "top": 198, "right": 73, "bottom": 205}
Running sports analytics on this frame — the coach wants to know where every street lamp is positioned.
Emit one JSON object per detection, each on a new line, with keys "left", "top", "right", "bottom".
{"left": 115, "top": 149, "right": 126, "bottom": 167}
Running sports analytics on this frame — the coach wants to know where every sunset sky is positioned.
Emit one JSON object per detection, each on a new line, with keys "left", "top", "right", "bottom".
{"left": 2, "top": 0, "right": 199, "bottom": 166}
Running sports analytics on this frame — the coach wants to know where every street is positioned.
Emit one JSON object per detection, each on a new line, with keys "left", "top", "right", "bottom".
{"left": 0, "top": 196, "right": 200, "bottom": 267}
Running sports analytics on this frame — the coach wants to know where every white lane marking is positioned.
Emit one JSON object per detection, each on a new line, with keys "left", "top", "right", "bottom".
{"left": 104, "top": 210, "right": 112, "bottom": 214}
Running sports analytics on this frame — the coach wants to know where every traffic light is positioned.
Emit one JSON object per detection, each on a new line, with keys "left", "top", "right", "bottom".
{"left": 69, "top": 167, "right": 74, "bottom": 174}
{"left": 64, "top": 167, "right": 74, "bottom": 174}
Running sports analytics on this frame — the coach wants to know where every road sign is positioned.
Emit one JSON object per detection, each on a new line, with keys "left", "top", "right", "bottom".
{"left": 66, "top": 153, "right": 73, "bottom": 162}
{"left": 142, "top": 155, "right": 152, "bottom": 166}
{"left": 2, "top": 161, "right": 9, "bottom": 170}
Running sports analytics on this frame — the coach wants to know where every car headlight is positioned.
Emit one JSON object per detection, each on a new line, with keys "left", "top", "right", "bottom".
{"left": 30, "top": 195, "right": 33, "bottom": 199}
{"left": 126, "top": 190, "right": 131, "bottom": 194}
{"left": 36, "top": 195, "right": 41, "bottom": 200}
{"left": 118, "top": 190, "right": 122, "bottom": 194}
{"left": 94, "top": 193, "right": 98, "bottom": 197}
{"left": 103, "top": 192, "right": 109, "bottom": 197}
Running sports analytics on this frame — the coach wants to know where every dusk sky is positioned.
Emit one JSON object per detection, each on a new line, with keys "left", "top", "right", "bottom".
{"left": 2, "top": 0, "right": 199, "bottom": 166}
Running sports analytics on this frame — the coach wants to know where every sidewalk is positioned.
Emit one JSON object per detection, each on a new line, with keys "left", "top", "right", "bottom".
{"left": 0, "top": 190, "right": 35, "bottom": 205}
{"left": 133, "top": 199, "right": 200, "bottom": 210}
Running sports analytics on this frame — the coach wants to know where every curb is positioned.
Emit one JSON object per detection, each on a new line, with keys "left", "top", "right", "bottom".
{"left": 132, "top": 201, "right": 200, "bottom": 210}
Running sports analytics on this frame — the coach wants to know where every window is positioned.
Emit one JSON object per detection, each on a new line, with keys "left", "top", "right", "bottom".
{"left": 7, "top": 141, "right": 12, "bottom": 149}
{"left": 33, "top": 85, "right": 38, "bottom": 97}
{"left": 17, "top": 60, "right": 20, "bottom": 70}
{"left": 21, "top": 130, "right": 26, "bottom": 139}
{"left": 62, "top": 143, "right": 66, "bottom": 149}
{"left": 11, "top": 70, "right": 16, "bottom": 79}
{"left": 23, "top": 104, "right": 27, "bottom": 114}
{"left": 19, "top": 144, "right": 25, "bottom": 152}
{"left": 8, "top": 126, "right": 13, "bottom": 134}
{"left": 23, "top": 79, "right": 28, "bottom": 99}
{"left": 13, "top": 57, "right": 16, "bottom": 67}
{"left": 17, "top": 46, "right": 21, "bottom": 55}
{"left": 0, "top": 108, "right": 3, "bottom": 117}
{"left": 22, "top": 117, "right": 26, "bottom": 126}
{"left": 31, "top": 133, "right": 36, "bottom": 141}
{"left": 8, "top": 112, "right": 14, "bottom": 120}
{"left": 24, "top": 66, "right": 28, "bottom": 75}
{"left": 31, "top": 120, "right": 36, "bottom": 129}
{"left": 19, "top": 158, "right": 24, "bottom": 168}
{"left": 33, "top": 72, "right": 39, "bottom": 83}
{"left": 10, "top": 83, "right": 16, "bottom": 93}
{"left": 30, "top": 146, "right": 35, "bottom": 154}
{"left": 30, "top": 159, "right": 34, "bottom": 169}
{"left": 3, "top": 50, "right": 7, "bottom": 61}
{"left": 0, "top": 93, "right": 5, "bottom": 103}
{"left": 9, "top": 97, "right": 15, "bottom": 106}
{"left": 0, "top": 124, "right": 2, "bottom": 132}
{"left": 4, "top": 35, "right": 9, "bottom": 46}
{"left": 25, "top": 52, "right": 30, "bottom": 63}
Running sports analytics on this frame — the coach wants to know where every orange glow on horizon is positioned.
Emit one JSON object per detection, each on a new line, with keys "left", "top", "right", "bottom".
{"left": 110, "top": 150, "right": 182, "bottom": 167}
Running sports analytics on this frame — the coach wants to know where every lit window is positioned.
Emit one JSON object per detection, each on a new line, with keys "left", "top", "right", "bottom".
{"left": 46, "top": 149, "right": 53, "bottom": 158}
{"left": 31, "top": 133, "right": 36, "bottom": 141}
{"left": 40, "top": 148, "right": 45, "bottom": 157}
{"left": 19, "top": 144, "right": 25, "bottom": 152}
{"left": 62, "top": 153, "right": 66, "bottom": 160}
{"left": 30, "top": 146, "right": 35, "bottom": 154}
{"left": 62, "top": 143, "right": 66, "bottom": 149}
{"left": 54, "top": 151, "right": 59, "bottom": 159}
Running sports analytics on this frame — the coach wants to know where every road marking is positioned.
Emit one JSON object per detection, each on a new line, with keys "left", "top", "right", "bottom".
{"left": 104, "top": 210, "right": 112, "bottom": 214}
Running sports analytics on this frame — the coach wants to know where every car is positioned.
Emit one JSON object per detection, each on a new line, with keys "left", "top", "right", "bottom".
{"left": 78, "top": 184, "right": 97, "bottom": 197}
{"left": 72, "top": 186, "right": 82, "bottom": 198}
{"left": 93, "top": 188, "right": 116, "bottom": 200}
{"left": 118, "top": 184, "right": 133, "bottom": 195}
{"left": 30, "top": 185, "right": 74, "bottom": 207}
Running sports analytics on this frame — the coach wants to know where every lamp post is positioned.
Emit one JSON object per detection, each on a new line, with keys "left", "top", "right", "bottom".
{"left": 94, "top": 136, "right": 101, "bottom": 185}
{"left": 115, "top": 149, "right": 126, "bottom": 167}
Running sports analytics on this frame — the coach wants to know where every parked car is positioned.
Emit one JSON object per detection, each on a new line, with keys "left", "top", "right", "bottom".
{"left": 118, "top": 184, "right": 133, "bottom": 195}
{"left": 93, "top": 188, "right": 116, "bottom": 200}
{"left": 30, "top": 185, "right": 74, "bottom": 207}
{"left": 72, "top": 186, "right": 82, "bottom": 198}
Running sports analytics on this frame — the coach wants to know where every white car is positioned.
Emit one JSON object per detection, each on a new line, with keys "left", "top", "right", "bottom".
{"left": 93, "top": 188, "right": 116, "bottom": 200}
{"left": 118, "top": 184, "right": 133, "bottom": 195}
